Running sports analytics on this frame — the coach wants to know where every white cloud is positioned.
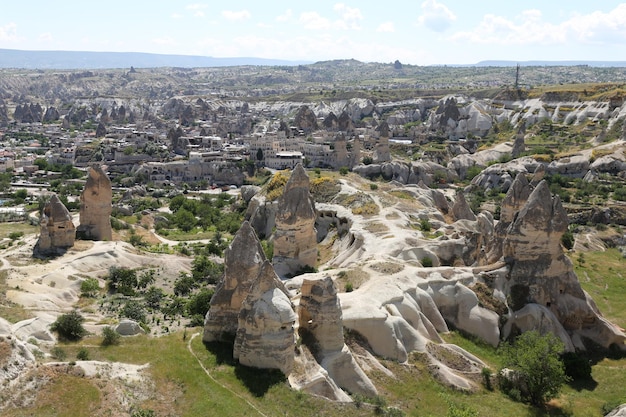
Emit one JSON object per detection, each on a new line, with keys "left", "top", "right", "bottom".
{"left": 276, "top": 9, "right": 293, "bottom": 23}
{"left": 417, "top": 0, "right": 456, "bottom": 32}
{"left": 222, "top": 10, "right": 251, "bottom": 21}
{"left": 299, "top": 12, "right": 331, "bottom": 30}
{"left": 171, "top": 13, "right": 183, "bottom": 19}
{"left": 194, "top": 11, "right": 205, "bottom": 18}
{"left": 334, "top": 3, "right": 363, "bottom": 30}
{"left": 447, "top": 5, "right": 626, "bottom": 46}
{"left": 377, "top": 22, "right": 395, "bottom": 33}
{"left": 0, "top": 23, "right": 18, "bottom": 42}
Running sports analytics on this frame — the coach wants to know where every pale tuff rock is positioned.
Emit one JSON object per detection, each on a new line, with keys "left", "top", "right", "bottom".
{"left": 203, "top": 221, "right": 266, "bottom": 342}
{"left": 501, "top": 180, "right": 625, "bottom": 350}
{"left": 273, "top": 164, "right": 318, "bottom": 277}
{"left": 233, "top": 260, "right": 296, "bottom": 375}
{"left": 34, "top": 194, "right": 75, "bottom": 256}
{"left": 451, "top": 190, "right": 476, "bottom": 222}
{"left": 484, "top": 173, "right": 531, "bottom": 264}
{"left": 299, "top": 276, "right": 377, "bottom": 396}
{"left": 76, "top": 166, "right": 112, "bottom": 241}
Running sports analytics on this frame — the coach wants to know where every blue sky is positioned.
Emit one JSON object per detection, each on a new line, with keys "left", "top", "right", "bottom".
{"left": 1, "top": 1, "right": 626, "bottom": 65}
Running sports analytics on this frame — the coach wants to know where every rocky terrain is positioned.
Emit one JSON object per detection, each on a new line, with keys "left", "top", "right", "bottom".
{"left": 1, "top": 63, "right": 626, "bottom": 415}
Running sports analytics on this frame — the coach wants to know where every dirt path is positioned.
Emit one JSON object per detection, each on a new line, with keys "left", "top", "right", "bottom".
{"left": 187, "top": 332, "right": 268, "bottom": 417}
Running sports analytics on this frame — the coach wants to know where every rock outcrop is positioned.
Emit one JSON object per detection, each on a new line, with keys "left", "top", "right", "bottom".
{"left": 451, "top": 190, "right": 476, "bottom": 222}
{"left": 273, "top": 164, "right": 318, "bottom": 277}
{"left": 233, "top": 261, "right": 296, "bottom": 375}
{"left": 500, "top": 180, "right": 625, "bottom": 350}
{"left": 203, "top": 221, "right": 267, "bottom": 342}
{"left": 76, "top": 166, "right": 112, "bottom": 241}
{"left": 298, "top": 276, "right": 377, "bottom": 396}
{"left": 34, "top": 194, "right": 75, "bottom": 256}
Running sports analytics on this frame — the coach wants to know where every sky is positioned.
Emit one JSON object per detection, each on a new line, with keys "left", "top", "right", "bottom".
{"left": 1, "top": 1, "right": 626, "bottom": 65}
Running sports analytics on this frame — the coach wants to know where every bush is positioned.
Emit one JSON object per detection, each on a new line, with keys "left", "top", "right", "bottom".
{"left": 370, "top": 183, "right": 378, "bottom": 190}
{"left": 421, "top": 257, "right": 433, "bottom": 268}
{"left": 51, "top": 346, "right": 67, "bottom": 360}
{"left": 345, "top": 282, "right": 354, "bottom": 292}
{"left": 76, "top": 348, "right": 89, "bottom": 360}
{"left": 50, "top": 310, "right": 87, "bottom": 341}
{"left": 80, "top": 278, "right": 100, "bottom": 298}
{"left": 339, "top": 166, "right": 349, "bottom": 175}
{"left": 419, "top": 218, "right": 431, "bottom": 232}
{"left": 500, "top": 331, "right": 569, "bottom": 406}
{"left": 101, "top": 326, "right": 121, "bottom": 346}
{"left": 561, "top": 230, "right": 575, "bottom": 250}
{"left": 8, "top": 231, "right": 23, "bottom": 240}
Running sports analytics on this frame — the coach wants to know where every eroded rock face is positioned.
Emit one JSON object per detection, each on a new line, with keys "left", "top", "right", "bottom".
{"left": 203, "top": 221, "right": 266, "bottom": 342}
{"left": 233, "top": 261, "right": 296, "bottom": 375}
{"left": 273, "top": 164, "right": 318, "bottom": 277}
{"left": 501, "top": 180, "right": 625, "bottom": 350}
{"left": 34, "top": 194, "right": 75, "bottom": 256}
{"left": 298, "top": 276, "right": 377, "bottom": 396}
{"left": 76, "top": 166, "right": 112, "bottom": 241}
{"left": 451, "top": 190, "right": 476, "bottom": 222}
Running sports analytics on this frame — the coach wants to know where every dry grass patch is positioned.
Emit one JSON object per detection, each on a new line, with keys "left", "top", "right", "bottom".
{"left": 336, "top": 268, "right": 370, "bottom": 292}
{"left": 370, "top": 262, "right": 404, "bottom": 275}
{"left": 364, "top": 222, "right": 389, "bottom": 234}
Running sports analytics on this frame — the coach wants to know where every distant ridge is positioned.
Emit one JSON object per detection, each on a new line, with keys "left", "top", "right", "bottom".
{"left": 0, "top": 49, "right": 311, "bottom": 69}
{"left": 473, "top": 60, "right": 626, "bottom": 67}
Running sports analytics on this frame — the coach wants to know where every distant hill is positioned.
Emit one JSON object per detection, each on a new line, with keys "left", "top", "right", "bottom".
{"left": 0, "top": 49, "right": 311, "bottom": 69}
{"left": 474, "top": 60, "right": 626, "bottom": 67}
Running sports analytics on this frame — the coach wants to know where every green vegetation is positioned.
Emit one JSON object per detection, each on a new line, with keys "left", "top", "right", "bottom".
{"left": 499, "top": 331, "right": 569, "bottom": 406}
{"left": 50, "top": 310, "right": 87, "bottom": 341}
{"left": 101, "top": 326, "right": 121, "bottom": 346}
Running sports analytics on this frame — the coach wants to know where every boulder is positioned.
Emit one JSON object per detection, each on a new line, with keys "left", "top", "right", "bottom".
{"left": 76, "top": 166, "right": 112, "bottom": 241}
{"left": 115, "top": 319, "right": 146, "bottom": 336}
{"left": 34, "top": 194, "right": 75, "bottom": 256}
{"left": 273, "top": 164, "right": 318, "bottom": 277}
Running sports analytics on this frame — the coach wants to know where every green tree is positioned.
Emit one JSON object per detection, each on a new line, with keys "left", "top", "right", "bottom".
{"left": 500, "top": 331, "right": 568, "bottom": 406}
{"left": 256, "top": 147, "right": 264, "bottom": 161}
{"left": 120, "top": 300, "right": 147, "bottom": 323}
{"left": 107, "top": 266, "right": 138, "bottom": 296}
{"left": 187, "top": 288, "right": 214, "bottom": 317}
{"left": 174, "top": 208, "right": 197, "bottom": 232}
{"left": 50, "top": 310, "right": 87, "bottom": 341}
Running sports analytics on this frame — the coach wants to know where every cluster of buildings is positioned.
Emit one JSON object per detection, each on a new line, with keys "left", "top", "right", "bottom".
{"left": 0, "top": 108, "right": 392, "bottom": 188}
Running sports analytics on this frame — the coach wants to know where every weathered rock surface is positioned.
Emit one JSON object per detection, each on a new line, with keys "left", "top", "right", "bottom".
{"left": 233, "top": 260, "right": 296, "bottom": 375}
{"left": 115, "top": 319, "right": 146, "bottom": 336}
{"left": 298, "top": 276, "right": 377, "bottom": 396}
{"left": 273, "top": 164, "right": 318, "bottom": 277}
{"left": 203, "top": 221, "right": 266, "bottom": 342}
{"left": 451, "top": 190, "right": 476, "bottom": 222}
{"left": 34, "top": 194, "right": 75, "bottom": 256}
{"left": 606, "top": 404, "right": 626, "bottom": 417}
{"left": 76, "top": 166, "right": 112, "bottom": 241}
{"left": 501, "top": 180, "right": 626, "bottom": 350}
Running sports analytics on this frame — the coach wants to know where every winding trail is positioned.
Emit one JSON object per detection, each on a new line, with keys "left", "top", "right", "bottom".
{"left": 186, "top": 332, "right": 268, "bottom": 417}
